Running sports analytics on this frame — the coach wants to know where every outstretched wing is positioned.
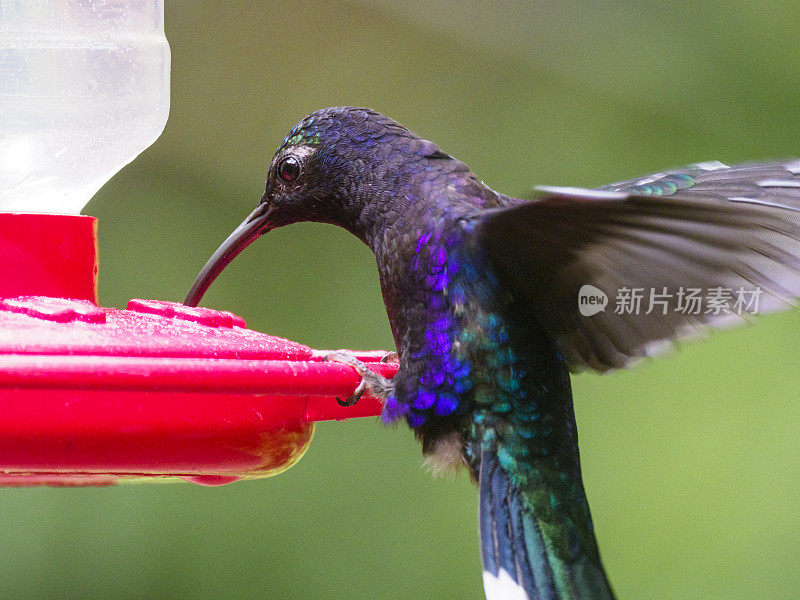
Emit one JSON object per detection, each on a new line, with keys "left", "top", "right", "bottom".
{"left": 475, "top": 160, "right": 800, "bottom": 372}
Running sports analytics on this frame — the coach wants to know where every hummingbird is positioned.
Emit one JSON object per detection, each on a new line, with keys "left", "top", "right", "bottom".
{"left": 185, "top": 107, "right": 800, "bottom": 600}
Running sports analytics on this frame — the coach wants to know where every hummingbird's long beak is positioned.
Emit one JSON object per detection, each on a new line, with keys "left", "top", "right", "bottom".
{"left": 184, "top": 202, "right": 275, "bottom": 307}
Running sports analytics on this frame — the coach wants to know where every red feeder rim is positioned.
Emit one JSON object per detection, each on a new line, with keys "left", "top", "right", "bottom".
{"left": 0, "top": 213, "right": 397, "bottom": 486}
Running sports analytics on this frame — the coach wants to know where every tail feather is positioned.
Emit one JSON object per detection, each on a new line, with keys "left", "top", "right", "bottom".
{"left": 480, "top": 450, "right": 555, "bottom": 600}
{"left": 478, "top": 449, "right": 614, "bottom": 600}
{"left": 509, "top": 484, "right": 552, "bottom": 596}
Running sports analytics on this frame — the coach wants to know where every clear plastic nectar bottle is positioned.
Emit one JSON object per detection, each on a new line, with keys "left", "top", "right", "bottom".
{"left": 0, "top": 0, "right": 170, "bottom": 214}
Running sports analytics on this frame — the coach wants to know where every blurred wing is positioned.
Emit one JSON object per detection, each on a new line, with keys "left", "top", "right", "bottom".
{"left": 475, "top": 160, "right": 800, "bottom": 372}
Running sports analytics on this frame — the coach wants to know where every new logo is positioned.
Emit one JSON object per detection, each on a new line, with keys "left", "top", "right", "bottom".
{"left": 578, "top": 285, "right": 608, "bottom": 316}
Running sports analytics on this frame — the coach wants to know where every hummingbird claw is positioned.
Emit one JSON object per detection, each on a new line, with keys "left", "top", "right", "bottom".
{"left": 323, "top": 350, "right": 395, "bottom": 405}
{"left": 336, "top": 377, "right": 367, "bottom": 406}
{"left": 336, "top": 394, "right": 362, "bottom": 407}
{"left": 380, "top": 351, "right": 399, "bottom": 364}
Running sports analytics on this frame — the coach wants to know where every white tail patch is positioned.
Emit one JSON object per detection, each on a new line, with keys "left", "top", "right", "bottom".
{"left": 482, "top": 569, "right": 530, "bottom": 600}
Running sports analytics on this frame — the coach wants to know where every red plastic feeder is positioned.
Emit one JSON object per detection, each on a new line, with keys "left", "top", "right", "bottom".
{"left": 0, "top": 213, "right": 396, "bottom": 486}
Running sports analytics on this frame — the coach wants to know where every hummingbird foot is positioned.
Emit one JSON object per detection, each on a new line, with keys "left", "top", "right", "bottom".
{"left": 323, "top": 351, "right": 395, "bottom": 406}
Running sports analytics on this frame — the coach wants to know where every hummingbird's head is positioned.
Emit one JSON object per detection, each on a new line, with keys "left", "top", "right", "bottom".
{"left": 185, "top": 106, "right": 449, "bottom": 305}
{"left": 261, "top": 106, "right": 437, "bottom": 229}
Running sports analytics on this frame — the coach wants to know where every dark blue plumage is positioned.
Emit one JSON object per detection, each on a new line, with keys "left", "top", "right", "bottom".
{"left": 185, "top": 107, "right": 800, "bottom": 600}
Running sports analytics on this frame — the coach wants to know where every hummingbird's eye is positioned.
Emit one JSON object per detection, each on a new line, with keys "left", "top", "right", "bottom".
{"left": 277, "top": 155, "right": 301, "bottom": 183}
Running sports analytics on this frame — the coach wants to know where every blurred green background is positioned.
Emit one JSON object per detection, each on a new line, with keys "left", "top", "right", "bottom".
{"left": 5, "top": 1, "right": 800, "bottom": 598}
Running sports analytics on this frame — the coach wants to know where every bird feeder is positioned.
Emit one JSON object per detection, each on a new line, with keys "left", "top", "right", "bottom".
{"left": 0, "top": 0, "right": 395, "bottom": 486}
